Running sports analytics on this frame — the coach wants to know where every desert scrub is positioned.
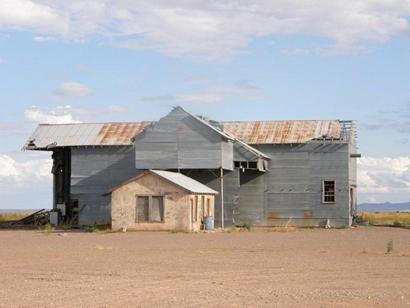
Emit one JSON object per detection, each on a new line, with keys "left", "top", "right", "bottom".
{"left": 357, "top": 212, "right": 410, "bottom": 228}
{"left": 241, "top": 223, "right": 252, "bottom": 231}
{"left": 386, "top": 240, "right": 394, "bottom": 254}
{"left": 40, "top": 224, "right": 55, "bottom": 235}
{"left": 0, "top": 212, "right": 32, "bottom": 222}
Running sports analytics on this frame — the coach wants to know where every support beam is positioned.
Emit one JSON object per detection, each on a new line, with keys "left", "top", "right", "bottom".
{"left": 220, "top": 167, "right": 224, "bottom": 229}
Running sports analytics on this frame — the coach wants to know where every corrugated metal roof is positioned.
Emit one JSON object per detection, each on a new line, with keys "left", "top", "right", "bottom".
{"left": 24, "top": 119, "right": 345, "bottom": 150}
{"left": 221, "top": 120, "right": 341, "bottom": 144}
{"left": 25, "top": 123, "right": 148, "bottom": 149}
{"left": 149, "top": 170, "right": 218, "bottom": 194}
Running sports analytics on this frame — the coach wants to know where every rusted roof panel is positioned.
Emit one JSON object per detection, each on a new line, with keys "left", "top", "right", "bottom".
{"left": 24, "top": 122, "right": 148, "bottom": 149}
{"left": 221, "top": 121, "right": 341, "bottom": 144}
{"left": 24, "top": 119, "right": 345, "bottom": 150}
{"left": 98, "top": 123, "right": 147, "bottom": 145}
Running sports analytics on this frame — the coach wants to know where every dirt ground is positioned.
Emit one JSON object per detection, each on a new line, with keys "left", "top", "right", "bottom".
{"left": 0, "top": 227, "right": 409, "bottom": 307}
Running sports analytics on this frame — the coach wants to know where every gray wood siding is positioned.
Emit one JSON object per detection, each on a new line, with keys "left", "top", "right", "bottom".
{"left": 70, "top": 146, "right": 141, "bottom": 225}
{"left": 134, "top": 108, "right": 233, "bottom": 170}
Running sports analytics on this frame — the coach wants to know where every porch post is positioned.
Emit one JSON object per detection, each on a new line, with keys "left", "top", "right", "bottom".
{"left": 220, "top": 167, "right": 224, "bottom": 229}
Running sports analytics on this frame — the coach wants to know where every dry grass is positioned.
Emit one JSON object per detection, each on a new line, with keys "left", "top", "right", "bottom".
{"left": 0, "top": 212, "right": 32, "bottom": 222}
{"left": 357, "top": 212, "right": 410, "bottom": 228}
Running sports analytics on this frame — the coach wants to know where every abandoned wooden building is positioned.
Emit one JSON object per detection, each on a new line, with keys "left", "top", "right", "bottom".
{"left": 24, "top": 106, "right": 359, "bottom": 228}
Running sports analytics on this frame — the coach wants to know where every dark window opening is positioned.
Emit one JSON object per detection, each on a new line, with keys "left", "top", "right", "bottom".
{"left": 234, "top": 161, "right": 259, "bottom": 170}
{"left": 322, "top": 181, "right": 336, "bottom": 203}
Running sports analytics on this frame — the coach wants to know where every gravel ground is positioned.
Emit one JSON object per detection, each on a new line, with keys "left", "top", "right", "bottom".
{"left": 0, "top": 227, "right": 409, "bottom": 307}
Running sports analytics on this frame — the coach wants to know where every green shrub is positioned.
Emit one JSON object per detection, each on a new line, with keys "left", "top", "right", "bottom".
{"left": 83, "top": 225, "right": 97, "bottom": 233}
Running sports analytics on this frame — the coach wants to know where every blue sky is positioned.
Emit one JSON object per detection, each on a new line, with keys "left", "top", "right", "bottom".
{"left": 0, "top": 1, "right": 409, "bottom": 208}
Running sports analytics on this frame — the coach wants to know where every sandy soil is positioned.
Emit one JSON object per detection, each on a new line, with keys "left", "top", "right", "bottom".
{"left": 0, "top": 227, "right": 409, "bottom": 307}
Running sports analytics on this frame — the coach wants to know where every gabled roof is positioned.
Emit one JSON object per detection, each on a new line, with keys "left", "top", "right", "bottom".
{"left": 110, "top": 170, "right": 218, "bottom": 195}
{"left": 175, "top": 107, "right": 234, "bottom": 141}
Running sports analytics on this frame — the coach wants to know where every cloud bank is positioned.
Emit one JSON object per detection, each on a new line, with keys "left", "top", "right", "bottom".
{"left": 0, "top": 0, "right": 409, "bottom": 56}
{"left": 358, "top": 156, "right": 410, "bottom": 203}
{"left": 0, "top": 154, "right": 51, "bottom": 185}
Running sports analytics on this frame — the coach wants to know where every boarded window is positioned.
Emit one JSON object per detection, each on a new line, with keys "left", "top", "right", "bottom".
{"left": 151, "top": 196, "right": 164, "bottom": 222}
{"left": 136, "top": 196, "right": 149, "bottom": 222}
{"left": 322, "top": 181, "right": 336, "bottom": 203}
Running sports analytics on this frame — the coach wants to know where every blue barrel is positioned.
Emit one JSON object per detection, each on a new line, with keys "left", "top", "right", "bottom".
{"left": 204, "top": 216, "right": 214, "bottom": 230}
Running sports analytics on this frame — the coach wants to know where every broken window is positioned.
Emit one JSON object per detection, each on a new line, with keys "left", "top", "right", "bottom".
{"left": 136, "top": 195, "right": 164, "bottom": 223}
{"left": 234, "top": 161, "right": 258, "bottom": 170}
{"left": 136, "top": 196, "right": 149, "bottom": 222}
{"left": 322, "top": 181, "right": 336, "bottom": 203}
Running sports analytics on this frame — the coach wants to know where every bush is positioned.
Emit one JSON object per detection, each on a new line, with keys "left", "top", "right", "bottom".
{"left": 241, "top": 223, "right": 252, "bottom": 231}
{"left": 386, "top": 240, "right": 394, "bottom": 254}
{"left": 83, "top": 225, "right": 97, "bottom": 233}
{"left": 40, "top": 224, "right": 55, "bottom": 235}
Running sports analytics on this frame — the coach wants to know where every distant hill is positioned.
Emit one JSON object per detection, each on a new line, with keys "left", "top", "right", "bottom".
{"left": 358, "top": 202, "right": 410, "bottom": 212}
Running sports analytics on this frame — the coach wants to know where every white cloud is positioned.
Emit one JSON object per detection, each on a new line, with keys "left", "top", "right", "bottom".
{"left": 358, "top": 156, "right": 410, "bottom": 203}
{"left": 178, "top": 94, "right": 224, "bottom": 104}
{"left": 0, "top": 0, "right": 68, "bottom": 34}
{"left": 54, "top": 81, "right": 92, "bottom": 98}
{"left": 281, "top": 48, "right": 310, "bottom": 56}
{"left": 24, "top": 105, "right": 127, "bottom": 124}
{"left": 0, "top": 1, "right": 409, "bottom": 57}
{"left": 0, "top": 154, "right": 51, "bottom": 185}
{"left": 24, "top": 105, "right": 82, "bottom": 124}
{"left": 33, "top": 35, "right": 56, "bottom": 42}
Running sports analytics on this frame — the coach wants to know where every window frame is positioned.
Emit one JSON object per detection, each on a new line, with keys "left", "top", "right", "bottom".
{"left": 135, "top": 194, "right": 165, "bottom": 223}
{"left": 322, "top": 180, "right": 336, "bottom": 204}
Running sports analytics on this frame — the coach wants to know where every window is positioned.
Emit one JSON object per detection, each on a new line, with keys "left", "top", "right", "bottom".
{"left": 322, "top": 181, "right": 336, "bottom": 203}
{"left": 136, "top": 195, "right": 164, "bottom": 223}
{"left": 136, "top": 196, "right": 149, "bottom": 222}
{"left": 206, "top": 198, "right": 211, "bottom": 217}
{"left": 151, "top": 196, "right": 164, "bottom": 222}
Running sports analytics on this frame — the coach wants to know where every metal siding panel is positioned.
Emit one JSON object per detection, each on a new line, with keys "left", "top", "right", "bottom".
{"left": 134, "top": 108, "right": 226, "bottom": 170}
{"left": 70, "top": 146, "right": 141, "bottom": 225}
{"left": 253, "top": 143, "right": 350, "bottom": 227}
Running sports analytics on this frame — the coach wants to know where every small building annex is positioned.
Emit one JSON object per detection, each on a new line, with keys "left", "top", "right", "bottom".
{"left": 110, "top": 169, "right": 217, "bottom": 232}
{"left": 24, "top": 106, "right": 359, "bottom": 229}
